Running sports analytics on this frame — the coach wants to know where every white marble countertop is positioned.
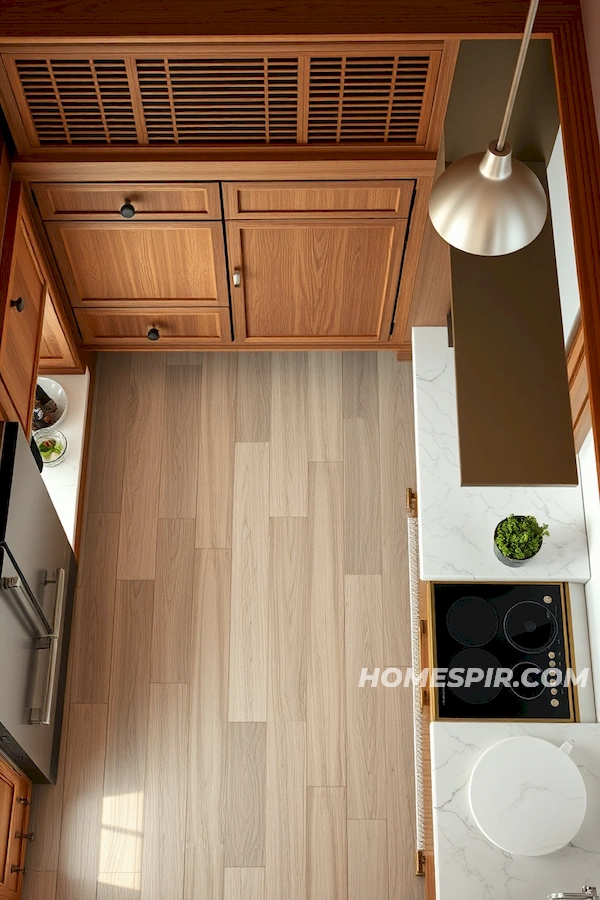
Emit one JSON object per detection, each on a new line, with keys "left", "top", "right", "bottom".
{"left": 40, "top": 371, "right": 90, "bottom": 548}
{"left": 431, "top": 722, "right": 600, "bottom": 900}
{"left": 413, "top": 327, "right": 590, "bottom": 582}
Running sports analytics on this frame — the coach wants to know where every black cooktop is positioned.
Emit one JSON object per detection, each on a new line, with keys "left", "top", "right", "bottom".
{"left": 431, "top": 583, "right": 574, "bottom": 721}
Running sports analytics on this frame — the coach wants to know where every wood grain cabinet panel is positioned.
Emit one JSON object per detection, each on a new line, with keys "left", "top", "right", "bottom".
{"left": 75, "top": 306, "right": 232, "bottom": 347}
{"left": 33, "top": 181, "right": 222, "bottom": 220}
{"left": 0, "top": 184, "right": 46, "bottom": 431}
{"left": 223, "top": 180, "right": 414, "bottom": 219}
{"left": 46, "top": 221, "right": 229, "bottom": 308}
{"left": 226, "top": 219, "right": 407, "bottom": 343}
{"left": 38, "top": 286, "right": 81, "bottom": 373}
{"left": 0, "top": 755, "right": 32, "bottom": 900}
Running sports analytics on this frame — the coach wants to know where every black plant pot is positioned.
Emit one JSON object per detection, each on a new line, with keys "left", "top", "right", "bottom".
{"left": 493, "top": 516, "right": 541, "bottom": 568}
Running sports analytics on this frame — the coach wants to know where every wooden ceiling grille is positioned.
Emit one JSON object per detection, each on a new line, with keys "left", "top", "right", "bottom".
{"left": 15, "top": 58, "right": 138, "bottom": 145}
{"left": 135, "top": 57, "right": 299, "bottom": 144}
{"left": 307, "top": 55, "right": 431, "bottom": 143}
{"left": 5, "top": 47, "right": 445, "bottom": 150}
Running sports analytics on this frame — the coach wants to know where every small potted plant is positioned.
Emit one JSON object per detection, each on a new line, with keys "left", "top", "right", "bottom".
{"left": 493, "top": 514, "right": 550, "bottom": 567}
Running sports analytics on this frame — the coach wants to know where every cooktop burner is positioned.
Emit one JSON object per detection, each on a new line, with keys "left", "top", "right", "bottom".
{"left": 431, "top": 583, "right": 574, "bottom": 721}
{"left": 447, "top": 649, "right": 502, "bottom": 704}
{"left": 446, "top": 596, "right": 498, "bottom": 647}
{"left": 503, "top": 601, "right": 558, "bottom": 653}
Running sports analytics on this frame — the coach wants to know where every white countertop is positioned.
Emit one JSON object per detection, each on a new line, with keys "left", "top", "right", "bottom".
{"left": 431, "top": 721, "right": 600, "bottom": 900}
{"left": 413, "top": 327, "right": 590, "bottom": 582}
{"left": 40, "top": 371, "right": 90, "bottom": 548}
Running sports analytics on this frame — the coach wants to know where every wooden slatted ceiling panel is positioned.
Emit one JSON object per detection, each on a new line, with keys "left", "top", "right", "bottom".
{"left": 15, "top": 59, "right": 138, "bottom": 145}
{"left": 308, "top": 55, "right": 431, "bottom": 143}
{"left": 10, "top": 52, "right": 434, "bottom": 147}
{"left": 136, "top": 58, "right": 299, "bottom": 144}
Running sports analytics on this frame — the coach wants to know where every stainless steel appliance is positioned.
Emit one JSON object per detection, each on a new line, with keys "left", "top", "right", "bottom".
{"left": 0, "top": 421, "right": 76, "bottom": 783}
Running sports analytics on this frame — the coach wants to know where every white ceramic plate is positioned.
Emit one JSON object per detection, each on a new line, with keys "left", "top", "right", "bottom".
{"left": 469, "top": 736, "right": 586, "bottom": 857}
{"left": 36, "top": 376, "right": 68, "bottom": 428}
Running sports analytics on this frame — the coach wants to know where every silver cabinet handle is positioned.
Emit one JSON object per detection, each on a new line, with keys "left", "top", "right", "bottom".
{"left": 30, "top": 568, "right": 66, "bottom": 726}
{"left": 1, "top": 575, "right": 53, "bottom": 635}
{"left": 233, "top": 268, "right": 242, "bottom": 288}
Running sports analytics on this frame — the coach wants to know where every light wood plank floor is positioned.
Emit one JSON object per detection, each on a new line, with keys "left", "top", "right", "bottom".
{"left": 23, "top": 351, "right": 420, "bottom": 900}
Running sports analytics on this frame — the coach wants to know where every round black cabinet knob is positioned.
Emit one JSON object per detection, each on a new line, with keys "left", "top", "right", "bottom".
{"left": 11, "top": 296, "right": 25, "bottom": 312}
{"left": 120, "top": 201, "right": 136, "bottom": 219}
{"left": 147, "top": 327, "right": 160, "bottom": 342}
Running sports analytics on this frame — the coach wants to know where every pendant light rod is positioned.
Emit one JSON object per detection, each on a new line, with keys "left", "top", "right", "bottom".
{"left": 496, "top": 0, "right": 540, "bottom": 151}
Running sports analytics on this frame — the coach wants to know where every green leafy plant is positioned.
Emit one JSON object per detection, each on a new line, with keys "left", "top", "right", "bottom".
{"left": 494, "top": 514, "right": 550, "bottom": 560}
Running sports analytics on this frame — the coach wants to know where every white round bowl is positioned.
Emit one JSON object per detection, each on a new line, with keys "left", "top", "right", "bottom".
{"left": 36, "top": 376, "right": 68, "bottom": 428}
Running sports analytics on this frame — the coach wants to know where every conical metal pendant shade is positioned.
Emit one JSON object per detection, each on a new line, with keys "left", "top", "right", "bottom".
{"left": 428, "top": 140, "right": 547, "bottom": 256}
{"left": 428, "top": 0, "right": 547, "bottom": 256}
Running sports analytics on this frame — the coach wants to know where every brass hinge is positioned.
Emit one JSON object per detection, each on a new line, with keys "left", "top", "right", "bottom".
{"left": 406, "top": 487, "right": 418, "bottom": 516}
{"left": 415, "top": 849, "right": 426, "bottom": 876}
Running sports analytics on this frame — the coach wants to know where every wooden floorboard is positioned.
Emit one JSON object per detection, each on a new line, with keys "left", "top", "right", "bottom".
{"left": 270, "top": 352, "right": 308, "bottom": 517}
{"left": 159, "top": 364, "right": 202, "bottom": 519}
{"left": 142, "top": 683, "right": 189, "bottom": 900}
{"left": 307, "top": 787, "right": 347, "bottom": 900}
{"left": 117, "top": 353, "right": 167, "bottom": 580}
{"left": 151, "top": 518, "right": 196, "bottom": 683}
{"left": 23, "top": 352, "right": 420, "bottom": 900}
{"left": 236, "top": 352, "right": 272, "bottom": 442}
{"left": 102, "top": 580, "right": 152, "bottom": 877}
{"left": 56, "top": 704, "right": 108, "bottom": 900}
{"left": 224, "top": 723, "right": 267, "bottom": 867}
{"left": 228, "top": 442, "right": 270, "bottom": 723}
{"left": 196, "top": 353, "right": 237, "bottom": 549}
{"left": 306, "top": 462, "right": 346, "bottom": 788}
{"left": 185, "top": 549, "right": 231, "bottom": 900}
{"left": 345, "top": 575, "right": 387, "bottom": 820}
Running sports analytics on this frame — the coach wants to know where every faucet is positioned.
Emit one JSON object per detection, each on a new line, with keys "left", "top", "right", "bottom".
{"left": 548, "top": 888, "right": 598, "bottom": 900}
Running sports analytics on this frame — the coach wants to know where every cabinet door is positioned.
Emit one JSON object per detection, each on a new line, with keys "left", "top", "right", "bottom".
{"left": 226, "top": 218, "right": 407, "bottom": 343}
{"left": 0, "top": 756, "right": 31, "bottom": 900}
{"left": 0, "top": 186, "right": 46, "bottom": 432}
{"left": 33, "top": 181, "right": 222, "bottom": 221}
{"left": 46, "top": 221, "right": 229, "bottom": 307}
{"left": 38, "top": 287, "right": 80, "bottom": 374}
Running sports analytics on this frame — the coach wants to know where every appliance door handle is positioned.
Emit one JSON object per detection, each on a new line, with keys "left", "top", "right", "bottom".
{"left": 30, "top": 568, "right": 66, "bottom": 726}
{"left": 1, "top": 572, "right": 53, "bottom": 636}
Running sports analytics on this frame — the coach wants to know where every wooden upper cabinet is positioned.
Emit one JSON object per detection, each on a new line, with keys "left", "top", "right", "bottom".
{"left": 45, "top": 220, "right": 229, "bottom": 307}
{"left": 0, "top": 184, "right": 46, "bottom": 431}
{"left": 33, "top": 181, "right": 222, "bottom": 220}
{"left": 227, "top": 218, "right": 407, "bottom": 343}
{"left": 222, "top": 180, "right": 414, "bottom": 219}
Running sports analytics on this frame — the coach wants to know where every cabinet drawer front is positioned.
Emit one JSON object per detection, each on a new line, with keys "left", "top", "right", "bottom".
{"left": 75, "top": 306, "right": 232, "bottom": 347}
{"left": 33, "top": 182, "right": 222, "bottom": 220}
{"left": 46, "top": 221, "right": 229, "bottom": 307}
{"left": 223, "top": 180, "right": 414, "bottom": 219}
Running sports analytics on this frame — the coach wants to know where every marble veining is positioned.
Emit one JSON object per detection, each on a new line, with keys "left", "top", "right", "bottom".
{"left": 413, "top": 327, "right": 590, "bottom": 582}
{"left": 431, "top": 723, "right": 600, "bottom": 900}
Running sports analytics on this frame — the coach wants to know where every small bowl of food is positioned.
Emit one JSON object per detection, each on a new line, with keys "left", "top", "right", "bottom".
{"left": 33, "top": 428, "right": 68, "bottom": 467}
{"left": 32, "top": 377, "right": 68, "bottom": 432}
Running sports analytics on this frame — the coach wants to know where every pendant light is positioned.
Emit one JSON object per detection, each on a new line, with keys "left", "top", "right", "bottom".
{"left": 428, "top": 0, "right": 547, "bottom": 256}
